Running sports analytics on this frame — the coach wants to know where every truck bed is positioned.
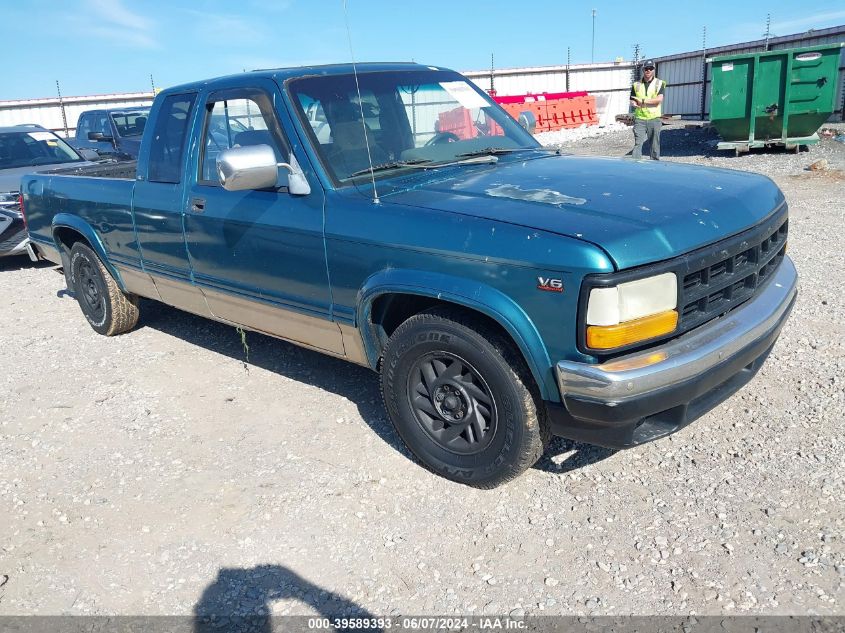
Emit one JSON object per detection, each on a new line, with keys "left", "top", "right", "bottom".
{"left": 45, "top": 160, "right": 137, "bottom": 180}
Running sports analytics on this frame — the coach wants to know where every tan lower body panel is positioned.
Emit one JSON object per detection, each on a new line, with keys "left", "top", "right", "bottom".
{"left": 34, "top": 242, "right": 61, "bottom": 265}
{"left": 118, "top": 266, "right": 162, "bottom": 301}
{"left": 114, "top": 264, "right": 368, "bottom": 365}
{"left": 201, "top": 286, "right": 345, "bottom": 356}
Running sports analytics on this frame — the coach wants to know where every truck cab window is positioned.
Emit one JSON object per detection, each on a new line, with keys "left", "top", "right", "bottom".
{"left": 148, "top": 94, "right": 196, "bottom": 184}
{"left": 76, "top": 115, "right": 92, "bottom": 140}
{"left": 200, "top": 95, "right": 286, "bottom": 184}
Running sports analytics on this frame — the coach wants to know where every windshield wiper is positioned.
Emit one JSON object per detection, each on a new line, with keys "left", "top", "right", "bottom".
{"left": 349, "top": 158, "right": 432, "bottom": 177}
{"left": 456, "top": 147, "right": 561, "bottom": 159}
{"left": 350, "top": 155, "right": 501, "bottom": 177}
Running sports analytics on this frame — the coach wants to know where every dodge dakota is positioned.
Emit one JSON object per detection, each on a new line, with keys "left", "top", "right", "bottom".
{"left": 21, "top": 63, "right": 797, "bottom": 487}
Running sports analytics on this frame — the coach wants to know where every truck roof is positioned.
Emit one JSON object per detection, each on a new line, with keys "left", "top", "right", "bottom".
{"left": 79, "top": 106, "right": 151, "bottom": 115}
{"left": 159, "top": 62, "right": 450, "bottom": 96}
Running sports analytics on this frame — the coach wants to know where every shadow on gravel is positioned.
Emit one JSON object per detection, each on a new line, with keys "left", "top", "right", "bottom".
{"left": 194, "top": 564, "right": 381, "bottom": 632}
{"left": 136, "top": 299, "right": 412, "bottom": 462}
{"left": 534, "top": 436, "right": 617, "bottom": 474}
{"left": 0, "top": 254, "right": 53, "bottom": 273}
{"left": 138, "top": 300, "right": 615, "bottom": 479}
{"left": 657, "top": 125, "right": 813, "bottom": 159}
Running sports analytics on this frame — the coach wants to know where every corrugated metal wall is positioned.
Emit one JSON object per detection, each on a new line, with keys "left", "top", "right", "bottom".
{"left": 0, "top": 92, "right": 154, "bottom": 137}
{"left": 1, "top": 25, "right": 842, "bottom": 131}
{"left": 655, "top": 25, "right": 845, "bottom": 118}
{"left": 463, "top": 25, "right": 844, "bottom": 122}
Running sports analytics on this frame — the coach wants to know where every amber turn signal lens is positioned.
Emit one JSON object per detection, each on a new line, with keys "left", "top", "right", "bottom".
{"left": 586, "top": 310, "right": 678, "bottom": 350}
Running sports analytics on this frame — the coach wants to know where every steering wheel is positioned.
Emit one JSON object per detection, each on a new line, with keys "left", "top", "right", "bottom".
{"left": 424, "top": 132, "right": 460, "bottom": 147}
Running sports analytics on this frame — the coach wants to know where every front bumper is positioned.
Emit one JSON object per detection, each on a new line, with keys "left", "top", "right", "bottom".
{"left": 548, "top": 255, "right": 798, "bottom": 448}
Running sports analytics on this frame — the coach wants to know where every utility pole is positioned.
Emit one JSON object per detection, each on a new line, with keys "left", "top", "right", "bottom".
{"left": 490, "top": 52, "right": 495, "bottom": 94}
{"left": 632, "top": 43, "right": 641, "bottom": 83}
{"left": 566, "top": 46, "right": 571, "bottom": 92}
{"left": 56, "top": 80, "right": 68, "bottom": 137}
{"left": 700, "top": 26, "right": 708, "bottom": 121}
{"left": 591, "top": 9, "right": 597, "bottom": 63}
{"left": 764, "top": 13, "right": 771, "bottom": 51}
{"left": 630, "top": 44, "right": 641, "bottom": 115}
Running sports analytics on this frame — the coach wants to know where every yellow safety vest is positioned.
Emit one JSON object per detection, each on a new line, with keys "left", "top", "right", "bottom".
{"left": 632, "top": 78, "right": 664, "bottom": 120}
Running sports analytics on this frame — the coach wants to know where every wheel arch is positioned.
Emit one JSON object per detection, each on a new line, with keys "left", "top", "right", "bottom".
{"left": 52, "top": 214, "right": 126, "bottom": 291}
{"left": 357, "top": 270, "right": 556, "bottom": 401}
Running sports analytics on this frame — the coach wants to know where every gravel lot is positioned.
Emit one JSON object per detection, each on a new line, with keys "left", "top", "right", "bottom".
{"left": 1, "top": 124, "right": 844, "bottom": 618}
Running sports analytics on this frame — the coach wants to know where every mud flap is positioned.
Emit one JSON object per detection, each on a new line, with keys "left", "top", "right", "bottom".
{"left": 59, "top": 247, "right": 75, "bottom": 297}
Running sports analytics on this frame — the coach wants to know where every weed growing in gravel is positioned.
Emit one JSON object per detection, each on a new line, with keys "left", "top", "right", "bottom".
{"left": 236, "top": 326, "right": 250, "bottom": 373}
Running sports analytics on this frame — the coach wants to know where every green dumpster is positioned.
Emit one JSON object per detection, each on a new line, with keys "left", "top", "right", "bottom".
{"left": 708, "top": 43, "right": 844, "bottom": 154}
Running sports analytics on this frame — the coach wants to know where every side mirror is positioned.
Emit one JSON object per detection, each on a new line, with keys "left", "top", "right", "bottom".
{"left": 517, "top": 111, "right": 537, "bottom": 134}
{"left": 216, "top": 144, "right": 311, "bottom": 196}
{"left": 77, "top": 148, "right": 100, "bottom": 161}
{"left": 88, "top": 132, "right": 113, "bottom": 142}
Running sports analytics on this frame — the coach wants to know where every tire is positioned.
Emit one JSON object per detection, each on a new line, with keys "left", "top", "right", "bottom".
{"left": 69, "top": 242, "right": 139, "bottom": 336}
{"left": 380, "top": 307, "right": 549, "bottom": 488}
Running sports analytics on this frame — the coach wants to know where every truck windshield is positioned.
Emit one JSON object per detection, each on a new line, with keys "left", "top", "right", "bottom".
{"left": 0, "top": 130, "right": 83, "bottom": 169}
{"left": 288, "top": 69, "right": 541, "bottom": 184}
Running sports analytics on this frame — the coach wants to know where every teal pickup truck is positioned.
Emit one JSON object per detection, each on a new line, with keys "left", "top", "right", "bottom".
{"left": 21, "top": 63, "right": 797, "bottom": 487}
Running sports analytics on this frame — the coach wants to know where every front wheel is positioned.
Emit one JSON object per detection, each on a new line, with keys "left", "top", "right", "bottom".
{"left": 69, "top": 242, "right": 139, "bottom": 336}
{"left": 380, "top": 308, "right": 548, "bottom": 488}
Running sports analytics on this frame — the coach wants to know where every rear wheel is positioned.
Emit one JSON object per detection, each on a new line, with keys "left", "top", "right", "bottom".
{"left": 69, "top": 242, "right": 139, "bottom": 336}
{"left": 380, "top": 308, "right": 548, "bottom": 488}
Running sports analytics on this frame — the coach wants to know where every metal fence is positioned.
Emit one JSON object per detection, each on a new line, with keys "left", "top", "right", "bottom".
{"left": 0, "top": 92, "right": 154, "bottom": 137}
{"left": 1, "top": 24, "right": 842, "bottom": 134}
{"left": 463, "top": 61, "right": 636, "bottom": 125}
{"left": 463, "top": 25, "right": 845, "bottom": 122}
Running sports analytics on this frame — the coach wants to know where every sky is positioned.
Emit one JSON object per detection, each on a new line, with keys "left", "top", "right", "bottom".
{"left": 4, "top": 0, "right": 844, "bottom": 101}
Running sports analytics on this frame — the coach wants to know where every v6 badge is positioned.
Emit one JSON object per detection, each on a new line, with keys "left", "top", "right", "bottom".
{"left": 537, "top": 276, "right": 564, "bottom": 293}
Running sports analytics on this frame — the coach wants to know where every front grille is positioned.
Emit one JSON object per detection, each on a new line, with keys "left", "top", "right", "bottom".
{"left": 577, "top": 204, "right": 790, "bottom": 358}
{"left": 678, "top": 216, "right": 788, "bottom": 333}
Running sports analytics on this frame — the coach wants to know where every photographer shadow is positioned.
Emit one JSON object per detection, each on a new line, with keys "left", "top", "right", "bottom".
{"left": 193, "top": 564, "right": 382, "bottom": 633}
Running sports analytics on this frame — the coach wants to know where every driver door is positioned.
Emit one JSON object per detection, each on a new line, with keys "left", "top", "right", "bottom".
{"left": 184, "top": 81, "right": 342, "bottom": 355}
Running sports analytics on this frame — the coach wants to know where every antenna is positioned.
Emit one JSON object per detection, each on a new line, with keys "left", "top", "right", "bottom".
{"left": 342, "top": 0, "right": 380, "bottom": 204}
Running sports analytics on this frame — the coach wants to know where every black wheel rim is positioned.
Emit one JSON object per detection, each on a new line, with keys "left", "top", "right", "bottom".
{"left": 407, "top": 352, "right": 498, "bottom": 455}
{"left": 78, "top": 260, "right": 105, "bottom": 321}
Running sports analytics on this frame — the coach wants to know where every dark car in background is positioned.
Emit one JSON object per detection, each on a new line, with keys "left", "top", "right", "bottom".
{"left": 0, "top": 125, "right": 93, "bottom": 258}
{"left": 71, "top": 106, "right": 151, "bottom": 159}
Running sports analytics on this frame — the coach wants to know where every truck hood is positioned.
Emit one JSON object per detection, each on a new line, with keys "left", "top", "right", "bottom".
{"left": 383, "top": 155, "right": 785, "bottom": 269}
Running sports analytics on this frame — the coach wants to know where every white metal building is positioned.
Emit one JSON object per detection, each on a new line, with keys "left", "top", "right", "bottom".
{"left": 0, "top": 24, "right": 842, "bottom": 135}
{"left": 0, "top": 92, "right": 154, "bottom": 137}
{"left": 463, "top": 61, "right": 636, "bottom": 125}
{"left": 463, "top": 25, "right": 845, "bottom": 122}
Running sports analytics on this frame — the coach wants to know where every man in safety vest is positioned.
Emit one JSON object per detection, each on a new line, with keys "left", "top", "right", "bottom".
{"left": 630, "top": 60, "right": 665, "bottom": 160}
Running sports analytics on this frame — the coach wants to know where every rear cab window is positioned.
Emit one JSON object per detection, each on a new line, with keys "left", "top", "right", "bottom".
{"left": 147, "top": 94, "right": 197, "bottom": 184}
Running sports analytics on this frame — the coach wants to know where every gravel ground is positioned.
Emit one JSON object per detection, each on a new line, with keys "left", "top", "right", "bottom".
{"left": 1, "top": 125, "right": 844, "bottom": 618}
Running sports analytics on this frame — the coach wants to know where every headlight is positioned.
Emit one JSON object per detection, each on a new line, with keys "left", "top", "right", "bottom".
{"left": 585, "top": 272, "right": 678, "bottom": 350}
